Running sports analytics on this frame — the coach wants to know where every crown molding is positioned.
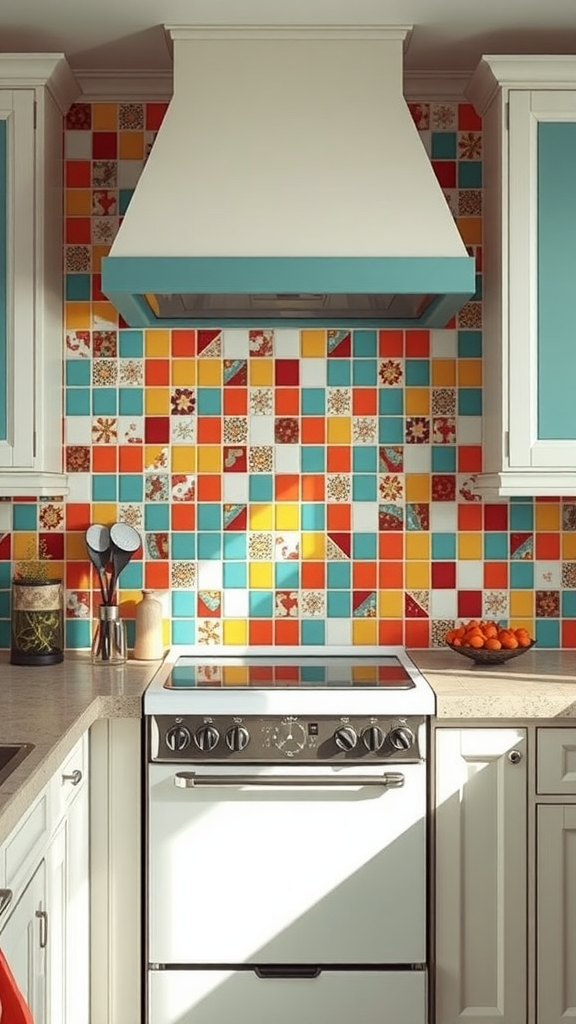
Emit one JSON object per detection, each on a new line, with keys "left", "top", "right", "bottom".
{"left": 0, "top": 54, "right": 80, "bottom": 112}
{"left": 403, "top": 70, "right": 472, "bottom": 100}
{"left": 76, "top": 68, "right": 173, "bottom": 101}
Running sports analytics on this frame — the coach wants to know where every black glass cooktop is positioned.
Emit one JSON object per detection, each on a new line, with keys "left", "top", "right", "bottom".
{"left": 164, "top": 657, "right": 416, "bottom": 689}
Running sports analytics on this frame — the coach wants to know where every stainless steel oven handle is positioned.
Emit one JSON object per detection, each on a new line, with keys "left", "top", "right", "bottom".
{"left": 174, "top": 771, "right": 405, "bottom": 789}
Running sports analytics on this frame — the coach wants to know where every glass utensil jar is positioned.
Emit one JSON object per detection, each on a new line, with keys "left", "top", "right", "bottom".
{"left": 91, "top": 605, "right": 127, "bottom": 665}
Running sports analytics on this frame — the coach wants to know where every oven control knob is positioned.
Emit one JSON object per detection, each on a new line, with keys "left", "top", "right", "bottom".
{"left": 194, "top": 725, "right": 220, "bottom": 751}
{"left": 226, "top": 725, "right": 250, "bottom": 752}
{"left": 166, "top": 725, "right": 192, "bottom": 752}
{"left": 362, "top": 726, "right": 385, "bottom": 752}
{"left": 388, "top": 726, "right": 416, "bottom": 751}
{"left": 334, "top": 726, "right": 358, "bottom": 751}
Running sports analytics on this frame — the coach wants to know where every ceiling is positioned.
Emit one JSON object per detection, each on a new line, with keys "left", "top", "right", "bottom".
{"left": 2, "top": 0, "right": 576, "bottom": 85}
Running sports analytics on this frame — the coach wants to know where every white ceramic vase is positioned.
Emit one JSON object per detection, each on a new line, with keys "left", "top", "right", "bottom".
{"left": 133, "top": 589, "right": 164, "bottom": 661}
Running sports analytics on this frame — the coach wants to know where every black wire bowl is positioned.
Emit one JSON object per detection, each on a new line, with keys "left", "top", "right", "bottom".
{"left": 446, "top": 639, "right": 536, "bottom": 665}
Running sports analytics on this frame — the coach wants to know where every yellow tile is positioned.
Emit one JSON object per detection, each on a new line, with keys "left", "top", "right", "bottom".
{"left": 327, "top": 417, "right": 351, "bottom": 444}
{"left": 301, "top": 532, "right": 326, "bottom": 559}
{"left": 405, "top": 533, "right": 430, "bottom": 559}
{"left": 249, "top": 359, "right": 273, "bottom": 386}
{"left": 405, "top": 474, "right": 430, "bottom": 502}
{"left": 145, "top": 388, "right": 170, "bottom": 415}
{"left": 65, "top": 302, "right": 91, "bottom": 329}
{"left": 352, "top": 619, "right": 377, "bottom": 645}
{"left": 562, "top": 534, "right": 576, "bottom": 559}
{"left": 66, "top": 533, "right": 87, "bottom": 560}
{"left": 91, "top": 246, "right": 110, "bottom": 272}
{"left": 509, "top": 591, "right": 534, "bottom": 618}
{"left": 275, "top": 504, "right": 299, "bottom": 530}
{"left": 45, "top": 561, "right": 64, "bottom": 582}
{"left": 91, "top": 301, "right": 118, "bottom": 328}
{"left": 405, "top": 562, "right": 430, "bottom": 589}
{"left": 223, "top": 620, "right": 248, "bottom": 645}
{"left": 457, "top": 533, "right": 483, "bottom": 559}
{"left": 249, "top": 504, "right": 273, "bottom": 530}
{"left": 162, "top": 620, "right": 171, "bottom": 646}
{"left": 221, "top": 666, "right": 249, "bottom": 684}
{"left": 197, "top": 446, "right": 221, "bottom": 472}
{"left": 431, "top": 359, "right": 456, "bottom": 387}
{"left": 66, "top": 190, "right": 92, "bottom": 216}
{"left": 301, "top": 330, "right": 326, "bottom": 357}
{"left": 456, "top": 216, "right": 482, "bottom": 246}
{"left": 91, "top": 503, "right": 117, "bottom": 525}
{"left": 172, "top": 359, "right": 197, "bottom": 386}
{"left": 510, "top": 618, "right": 535, "bottom": 635}
{"left": 405, "top": 387, "right": 430, "bottom": 415}
{"left": 249, "top": 562, "right": 273, "bottom": 588}
{"left": 92, "top": 103, "right": 118, "bottom": 129}
{"left": 12, "top": 533, "right": 37, "bottom": 562}
{"left": 458, "top": 359, "right": 483, "bottom": 387}
{"left": 378, "top": 590, "right": 404, "bottom": 617}
{"left": 145, "top": 445, "right": 167, "bottom": 469}
{"left": 535, "top": 502, "right": 561, "bottom": 531}
{"left": 145, "top": 330, "right": 171, "bottom": 357}
{"left": 119, "top": 132, "right": 144, "bottom": 159}
{"left": 197, "top": 359, "right": 222, "bottom": 386}
{"left": 171, "top": 447, "right": 196, "bottom": 472}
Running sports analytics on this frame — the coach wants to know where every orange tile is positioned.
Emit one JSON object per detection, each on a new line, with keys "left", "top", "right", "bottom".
{"left": 458, "top": 503, "right": 483, "bottom": 530}
{"left": 405, "top": 620, "right": 430, "bottom": 648}
{"left": 274, "top": 620, "right": 299, "bottom": 645}
{"left": 197, "top": 418, "right": 222, "bottom": 444}
{"left": 327, "top": 504, "right": 351, "bottom": 530}
{"left": 352, "top": 388, "right": 377, "bottom": 415}
{"left": 65, "top": 503, "right": 91, "bottom": 531}
{"left": 535, "top": 532, "right": 560, "bottom": 559}
{"left": 405, "top": 330, "right": 430, "bottom": 357}
{"left": 458, "top": 445, "right": 483, "bottom": 472}
{"left": 249, "top": 620, "right": 274, "bottom": 645}
{"left": 145, "top": 562, "right": 170, "bottom": 589}
{"left": 171, "top": 330, "right": 196, "bottom": 357}
{"left": 327, "top": 446, "right": 351, "bottom": 472}
{"left": 301, "top": 418, "right": 325, "bottom": 443}
{"left": 275, "top": 475, "right": 299, "bottom": 501}
{"left": 92, "top": 103, "right": 117, "bottom": 129}
{"left": 301, "top": 562, "right": 325, "bottom": 589}
{"left": 561, "top": 620, "right": 576, "bottom": 648}
{"left": 483, "top": 561, "right": 508, "bottom": 589}
{"left": 457, "top": 217, "right": 482, "bottom": 246}
{"left": 65, "top": 190, "right": 92, "bottom": 216}
{"left": 171, "top": 504, "right": 196, "bottom": 530}
{"left": 378, "top": 620, "right": 404, "bottom": 645}
{"left": 145, "top": 359, "right": 170, "bottom": 386}
{"left": 223, "top": 389, "right": 248, "bottom": 415}
{"left": 378, "top": 533, "right": 404, "bottom": 559}
{"left": 353, "top": 562, "right": 377, "bottom": 589}
{"left": 119, "top": 445, "right": 143, "bottom": 472}
{"left": 378, "top": 330, "right": 404, "bottom": 357}
{"left": 65, "top": 561, "right": 91, "bottom": 589}
{"left": 196, "top": 475, "right": 222, "bottom": 501}
{"left": 301, "top": 475, "right": 325, "bottom": 501}
{"left": 92, "top": 446, "right": 117, "bottom": 472}
{"left": 119, "top": 132, "right": 144, "bottom": 159}
{"left": 378, "top": 562, "right": 404, "bottom": 588}
{"left": 275, "top": 388, "right": 299, "bottom": 415}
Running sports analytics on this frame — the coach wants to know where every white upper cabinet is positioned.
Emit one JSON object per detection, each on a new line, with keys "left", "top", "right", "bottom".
{"left": 468, "top": 57, "right": 576, "bottom": 498}
{"left": 0, "top": 55, "right": 78, "bottom": 496}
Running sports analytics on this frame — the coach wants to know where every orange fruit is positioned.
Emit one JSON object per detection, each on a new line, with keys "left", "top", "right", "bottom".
{"left": 485, "top": 638, "right": 502, "bottom": 650}
{"left": 501, "top": 634, "right": 519, "bottom": 649}
{"left": 468, "top": 634, "right": 485, "bottom": 648}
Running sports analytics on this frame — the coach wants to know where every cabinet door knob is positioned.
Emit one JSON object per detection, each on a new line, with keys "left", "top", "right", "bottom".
{"left": 62, "top": 768, "right": 82, "bottom": 786}
{"left": 508, "top": 749, "right": 523, "bottom": 764}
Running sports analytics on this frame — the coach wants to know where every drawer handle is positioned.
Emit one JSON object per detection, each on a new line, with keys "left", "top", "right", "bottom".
{"left": 62, "top": 769, "right": 83, "bottom": 786}
{"left": 35, "top": 909, "right": 48, "bottom": 948}
{"left": 508, "top": 749, "right": 523, "bottom": 764}
{"left": 0, "top": 888, "right": 13, "bottom": 918}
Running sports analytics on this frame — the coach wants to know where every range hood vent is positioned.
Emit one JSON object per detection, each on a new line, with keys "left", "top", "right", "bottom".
{"left": 102, "top": 25, "right": 475, "bottom": 329}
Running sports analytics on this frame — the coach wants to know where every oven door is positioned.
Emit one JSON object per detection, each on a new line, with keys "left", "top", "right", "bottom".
{"left": 147, "top": 762, "right": 426, "bottom": 965}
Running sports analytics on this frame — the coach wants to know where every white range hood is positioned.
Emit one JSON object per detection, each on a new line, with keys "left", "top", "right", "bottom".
{"left": 102, "top": 25, "right": 475, "bottom": 329}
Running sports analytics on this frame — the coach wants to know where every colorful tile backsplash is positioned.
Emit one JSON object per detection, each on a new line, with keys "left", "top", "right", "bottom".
{"left": 1, "top": 97, "right": 576, "bottom": 649}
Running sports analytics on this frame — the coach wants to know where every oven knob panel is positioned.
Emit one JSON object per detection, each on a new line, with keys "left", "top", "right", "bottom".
{"left": 194, "top": 724, "right": 220, "bottom": 752}
{"left": 334, "top": 726, "right": 358, "bottom": 751}
{"left": 272, "top": 718, "right": 307, "bottom": 756}
{"left": 388, "top": 726, "right": 415, "bottom": 751}
{"left": 362, "top": 725, "right": 385, "bottom": 752}
{"left": 226, "top": 725, "right": 250, "bottom": 752}
{"left": 166, "top": 725, "right": 192, "bottom": 752}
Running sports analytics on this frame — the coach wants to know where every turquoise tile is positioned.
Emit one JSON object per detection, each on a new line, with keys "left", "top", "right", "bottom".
{"left": 172, "top": 620, "right": 195, "bottom": 644}
{"left": 172, "top": 533, "right": 195, "bottom": 559}
{"left": 249, "top": 475, "right": 273, "bottom": 501}
{"left": 484, "top": 533, "right": 508, "bottom": 559}
{"left": 93, "top": 388, "right": 117, "bottom": 415}
{"left": 197, "top": 534, "right": 222, "bottom": 559}
{"left": 301, "top": 446, "right": 325, "bottom": 471}
{"left": 66, "top": 274, "right": 90, "bottom": 300}
{"left": 198, "top": 503, "right": 221, "bottom": 530}
{"left": 431, "top": 132, "right": 456, "bottom": 158}
{"left": 223, "top": 562, "right": 247, "bottom": 588}
{"left": 379, "top": 417, "right": 404, "bottom": 443}
{"left": 119, "top": 189, "right": 134, "bottom": 215}
{"left": 223, "top": 533, "right": 247, "bottom": 559}
{"left": 172, "top": 591, "right": 195, "bottom": 616}
{"left": 510, "top": 562, "right": 534, "bottom": 588}
{"left": 327, "top": 360, "right": 350, "bottom": 386}
{"left": 119, "top": 388, "right": 144, "bottom": 415}
{"left": 535, "top": 619, "right": 559, "bottom": 647}
{"left": 65, "top": 620, "right": 92, "bottom": 649}
{"left": 119, "top": 474, "right": 143, "bottom": 502}
{"left": 0, "top": 591, "right": 9, "bottom": 617}
{"left": 458, "top": 388, "right": 482, "bottom": 415}
{"left": 302, "top": 504, "right": 325, "bottom": 530}
{"left": 66, "top": 388, "right": 90, "bottom": 415}
{"left": 353, "top": 330, "right": 377, "bottom": 357}
{"left": 13, "top": 503, "right": 37, "bottom": 530}
{"left": 119, "top": 330, "right": 143, "bottom": 358}
{"left": 474, "top": 274, "right": 483, "bottom": 301}
{"left": 458, "top": 331, "right": 482, "bottom": 358}
{"left": 0, "top": 565, "right": 11, "bottom": 587}
{"left": 432, "top": 446, "right": 456, "bottom": 471}
{"left": 118, "top": 561, "right": 142, "bottom": 589}
{"left": 562, "top": 591, "right": 576, "bottom": 617}
{"left": 327, "top": 562, "right": 351, "bottom": 588}
{"left": 458, "top": 161, "right": 482, "bottom": 187}
{"left": 352, "top": 475, "right": 377, "bottom": 501}
{"left": 379, "top": 390, "right": 403, "bottom": 414}
{"left": 432, "top": 533, "right": 456, "bottom": 559}
{"left": 302, "top": 620, "right": 326, "bottom": 644}
{"left": 352, "top": 533, "right": 377, "bottom": 559}
{"left": 327, "top": 591, "right": 350, "bottom": 616}
{"left": 66, "top": 360, "right": 91, "bottom": 386}
{"left": 275, "top": 563, "right": 299, "bottom": 588}
{"left": 301, "top": 388, "right": 325, "bottom": 414}
{"left": 144, "top": 503, "right": 169, "bottom": 530}
{"left": 353, "top": 447, "right": 377, "bottom": 472}
{"left": 352, "top": 359, "right": 377, "bottom": 386}
{"left": 92, "top": 475, "right": 117, "bottom": 501}
{"left": 249, "top": 591, "right": 273, "bottom": 617}
{"left": 406, "top": 359, "right": 430, "bottom": 386}
{"left": 0, "top": 620, "right": 10, "bottom": 648}
{"left": 196, "top": 388, "right": 221, "bottom": 415}
{"left": 510, "top": 503, "right": 534, "bottom": 530}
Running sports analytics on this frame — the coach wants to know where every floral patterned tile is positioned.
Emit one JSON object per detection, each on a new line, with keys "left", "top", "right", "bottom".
{"left": 379, "top": 475, "right": 404, "bottom": 503}
{"left": 171, "top": 388, "right": 196, "bottom": 414}
{"left": 92, "top": 417, "right": 117, "bottom": 444}
{"left": 119, "top": 359, "right": 143, "bottom": 385}
{"left": 327, "top": 388, "right": 351, "bottom": 415}
{"left": 93, "top": 359, "right": 118, "bottom": 386}
{"left": 300, "top": 591, "right": 325, "bottom": 618}
{"left": 171, "top": 475, "right": 195, "bottom": 502}
{"left": 146, "top": 533, "right": 169, "bottom": 560}
{"left": 483, "top": 590, "right": 509, "bottom": 618}
{"left": 248, "top": 533, "right": 273, "bottom": 560}
{"left": 379, "top": 359, "right": 403, "bottom": 386}
{"left": 223, "top": 417, "right": 248, "bottom": 444}
{"left": 275, "top": 590, "right": 298, "bottom": 617}
{"left": 196, "top": 619, "right": 222, "bottom": 644}
{"left": 249, "top": 388, "right": 273, "bottom": 415}
{"left": 66, "top": 446, "right": 90, "bottom": 472}
{"left": 248, "top": 446, "right": 273, "bottom": 473}
{"left": 38, "top": 503, "right": 65, "bottom": 531}
{"left": 275, "top": 533, "right": 299, "bottom": 560}
{"left": 353, "top": 417, "right": 377, "bottom": 444}
{"left": 536, "top": 591, "right": 559, "bottom": 618}
{"left": 66, "top": 590, "right": 90, "bottom": 619}
{"left": 66, "top": 330, "right": 91, "bottom": 358}
{"left": 249, "top": 330, "right": 274, "bottom": 356}
{"left": 171, "top": 562, "right": 197, "bottom": 588}
{"left": 118, "top": 504, "right": 143, "bottom": 529}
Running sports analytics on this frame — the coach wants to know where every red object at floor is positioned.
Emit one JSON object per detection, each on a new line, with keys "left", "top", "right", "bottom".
{"left": 0, "top": 949, "right": 34, "bottom": 1023}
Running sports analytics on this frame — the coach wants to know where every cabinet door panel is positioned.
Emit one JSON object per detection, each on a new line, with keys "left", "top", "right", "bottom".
{"left": 537, "top": 805, "right": 576, "bottom": 1024}
{"left": 435, "top": 728, "right": 527, "bottom": 1024}
{"left": 0, "top": 858, "right": 46, "bottom": 1024}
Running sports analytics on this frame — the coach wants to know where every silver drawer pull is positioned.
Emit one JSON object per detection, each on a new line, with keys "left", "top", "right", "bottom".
{"left": 0, "top": 888, "right": 13, "bottom": 918}
{"left": 35, "top": 909, "right": 48, "bottom": 948}
{"left": 174, "top": 771, "right": 405, "bottom": 789}
{"left": 62, "top": 769, "right": 82, "bottom": 786}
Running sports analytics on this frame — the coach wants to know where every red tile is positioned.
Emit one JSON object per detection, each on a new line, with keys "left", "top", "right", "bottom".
{"left": 274, "top": 620, "right": 299, "bottom": 645}
{"left": 275, "top": 360, "right": 299, "bottom": 386}
{"left": 432, "top": 160, "right": 456, "bottom": 188}
{"left": 405, "top": 620, "right": 430, "bottom": 647}
{"left": 432, "top": 474, "right": 456, "bottom": 501}
{"left": 458, "top": 103, "right": 482, "bottom": 131}
{"left": 561, "top": 620, "right": 576, "bottom": 648}
{"left": 535, "top": 533, "right": 560, "bottom": 560}
{"left": 223, "top": 446, "right": 247, "bottom": 472}
{"left": 431, "top": 562, "right": 456, "bottom": 588}
{"left": 458, "top": 445, "right": 483, "bottom": 473}
{"left": 92, "top": 132, "right": 117, "bottom": 159}
{"left": 458, "top": 503, "right": 483, "bottom": 530}
{"left": 144, "top": 417, "right": 170, "bottom": 443}
{"left": 66, "top": 160, "right": 91, "bottom": 187}
{"left": 40, "top": 533, "right": 64, "bottom": 559}
{"left": 457, "top": 590, "right": 482, "bottom": 618}
{"left": 378, "top": 620, "right": 404, "bottom": 645}
{"left": 405, "top": 330, "right": 430, "bottom": 357}
{"left": 484, "top": 504, "right": 508, "bottom": 530}
{"left": 378, "top": 330, "right": 404, "bottom": 357}
{"left": 65, "top": 218, "right": 91, "bottom": 243}
{"left": 91, "top": 274, "right": 105, "bottom": 300}
{"left": 146, "top": 103, "right": 168, "bottom": 131}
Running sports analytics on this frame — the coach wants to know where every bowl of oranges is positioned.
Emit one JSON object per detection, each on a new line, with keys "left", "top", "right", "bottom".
{"left": 444, "top": 619, "right": 535, "bottom": 665}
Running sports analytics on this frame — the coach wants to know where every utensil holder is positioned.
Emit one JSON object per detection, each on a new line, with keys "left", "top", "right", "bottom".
{"left": 91, "top": 605, "right": 127, "bottom": 665}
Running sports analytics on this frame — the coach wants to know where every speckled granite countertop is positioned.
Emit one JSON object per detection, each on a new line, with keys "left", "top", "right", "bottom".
{"left": 2, "top": 647, "right": 576, "bottom": 845}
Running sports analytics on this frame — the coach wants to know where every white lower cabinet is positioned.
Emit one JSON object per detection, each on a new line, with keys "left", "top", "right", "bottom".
{"left": 0, "top": 858, "right": 47, "bottom": 1024}
{"left": 434, "top": 727, "right": 527, "bottom": 1024}
{"left": 536, "top": 805, "right": 576, "bottom": 1024}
